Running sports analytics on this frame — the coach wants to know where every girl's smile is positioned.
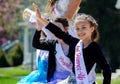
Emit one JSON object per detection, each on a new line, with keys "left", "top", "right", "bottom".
{"left": 75, "top": 20, "right": 94, "bottom": 43}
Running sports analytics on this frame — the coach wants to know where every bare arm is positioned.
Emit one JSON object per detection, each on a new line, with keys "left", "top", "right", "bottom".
{"left": 64, "top": 0, "right": 82, "bottom": 21}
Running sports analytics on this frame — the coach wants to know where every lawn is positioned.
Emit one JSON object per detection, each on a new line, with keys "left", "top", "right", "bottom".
{"left": 0, "top": 66, "right": 31, "bottom": 84}
{"left": 97, "top": 78, "right": 120, "bottom": 84}
{"left": 0, "top": 66, "right": 120, "bottom": 84}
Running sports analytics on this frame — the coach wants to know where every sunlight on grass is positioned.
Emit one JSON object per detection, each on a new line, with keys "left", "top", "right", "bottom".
{"left": 0, "top": 66, "right": 31, "bottom": 77}
{"left": 0, "top": 66, "right": 31, "bottom": 84}
{"left": 0, "top": 66, "right": 120, "bottom": 84}
{"left": 97, "top": 77, "right": 120, "bottom": 84}
{"left": 0, "top": 77, "right": 19, "bottom": 84}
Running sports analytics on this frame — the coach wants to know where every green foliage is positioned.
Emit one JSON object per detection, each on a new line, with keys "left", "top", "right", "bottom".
{"left": 20, "top": 0, "right": 47, "bottom": 14}
{"left": 0, "top": 0, "right": 48, "bottom": 67}
{"left": 0, "top": 49, "right": 9, "bottom": 67}
{"left": 7, "top": 43, "right": 23, "bottom": 66}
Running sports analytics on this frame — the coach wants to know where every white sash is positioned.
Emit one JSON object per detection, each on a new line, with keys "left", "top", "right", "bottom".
{"left": 36, "top": 49, "right": 49, "bottom": 68}
{"left": 55, "top": 43, "right": 73, "bottom": 73}
{"left": 75, "top": 40, "right": 89, "bottom": 84}
{"left": 88, "top": 63, "right": 96, "bottom": 84}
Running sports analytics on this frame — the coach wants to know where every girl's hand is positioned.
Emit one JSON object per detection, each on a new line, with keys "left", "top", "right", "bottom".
{"left": 33, "top": 3, "right": 43, "bottom": 30}
{"left": 33, "top": 3, "right": 49, "bottom": 27}
{"left": 33, "top": 3, "right": 41, "bottom": 19}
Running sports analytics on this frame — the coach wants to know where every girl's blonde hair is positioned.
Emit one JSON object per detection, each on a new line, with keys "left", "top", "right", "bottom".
{"left": 75, "top": 13, "right": 99, "bottom": 42}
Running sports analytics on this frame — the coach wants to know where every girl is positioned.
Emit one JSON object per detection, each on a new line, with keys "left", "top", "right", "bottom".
{"left": 18, "top": 0, "right": 82, "bottom": 83}
{"left": 33, "top": 3, "right": 112, "bottom": 84}
{"left": 18, "top": 17, "right": 74, "bottom": 84}
{"left": 17, "top": 30, "right": 49, "bottom": 84}
{"left": 32, "top": 17, "right": 74, "bottom": 84}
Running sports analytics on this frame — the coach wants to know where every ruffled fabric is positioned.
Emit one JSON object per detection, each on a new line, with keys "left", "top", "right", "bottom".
{"left": 17, "top": 55, "right": 48, "bottom": 84}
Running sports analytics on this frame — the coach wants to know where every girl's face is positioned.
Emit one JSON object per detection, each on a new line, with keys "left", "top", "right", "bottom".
{"left": 75, "top": 19, "right": 94, "bottom": 42}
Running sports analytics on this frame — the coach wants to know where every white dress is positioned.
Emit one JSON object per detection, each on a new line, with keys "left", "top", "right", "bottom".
{"left": 51, "top": 0, "right": 69, "bottom": 19}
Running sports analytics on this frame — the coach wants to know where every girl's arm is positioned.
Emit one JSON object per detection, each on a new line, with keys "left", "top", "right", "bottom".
{"left": 64, "top": 0, "right": 82, "bottom": 21}
{"left": 33, "top": 3, "right": 49, "bottom": 27}
{"left": 94, "top": 43, "right": 112, "bottom": 84}
{"left": 46, "top": 22, "right": 79, "bottom": 45}
{"left": 33, "top": 3, "right": 79, "bottom": 45}
{"left": 32, "top": 30, "right": 55, "bottom": 50}
{"left": 32, "top": 30, "right": 47, "bottom": 50}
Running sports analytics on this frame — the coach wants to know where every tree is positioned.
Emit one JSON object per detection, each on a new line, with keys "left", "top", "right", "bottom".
{"left": 0, "top": 0, "right": 22, "bottom": 45}
{"left": 0, "top": 0, "right": 47, "bottom": 45}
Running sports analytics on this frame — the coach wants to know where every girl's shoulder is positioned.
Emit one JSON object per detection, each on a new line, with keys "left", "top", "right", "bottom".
{"left": 85, "top": 42, "right": 103, "bottom": 54}
{"left": 88, "top": 42, "right": 101, "bottom": 50}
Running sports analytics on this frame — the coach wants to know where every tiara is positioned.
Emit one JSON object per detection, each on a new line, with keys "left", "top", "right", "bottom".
{"left": 75, "top": 13, "right": 98, "bottom": 26}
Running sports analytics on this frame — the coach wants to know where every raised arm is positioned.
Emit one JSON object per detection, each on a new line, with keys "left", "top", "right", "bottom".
{"left": 46, "top": 23, "right": 79, "bottom": 45}
{"left": 45, "top": 0, "right": 82, "bottom": 21}
{"left": 33, "top": 3, "right": 49, "bottom": 27}
{"left": 33, "top": 3, "right": 79, "bottom": 45}
{"left": 64, "top": 0, "right": 82, "bottom": 21}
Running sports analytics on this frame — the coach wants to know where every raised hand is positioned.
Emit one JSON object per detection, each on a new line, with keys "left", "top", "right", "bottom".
{"left": 33, "top": 3, "right": 43, "bottom": 30}
{"left": 33, "top": 3, "right": 41, "bottom": 19}
{"left": 33, "top": 3, "right": 49, "bottom": 28}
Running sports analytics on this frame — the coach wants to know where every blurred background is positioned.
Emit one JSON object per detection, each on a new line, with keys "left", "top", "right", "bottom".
{"left": 0, "top": 0, "right": 120, "bottom": 84}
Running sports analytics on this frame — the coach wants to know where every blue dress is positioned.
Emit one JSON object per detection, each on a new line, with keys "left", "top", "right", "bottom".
{"left": 17, "top": 50, "right": 48, "bottom": 84}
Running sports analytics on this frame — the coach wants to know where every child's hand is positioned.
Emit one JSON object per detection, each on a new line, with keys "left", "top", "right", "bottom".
{"left": 33, "top": 3, "right": 41, "bottom": 19}
{"left": 32, "top": 3, "right": 43, "bottom": 30}
{"left": 33, "top": 3, "right": 49, "bottom": 27}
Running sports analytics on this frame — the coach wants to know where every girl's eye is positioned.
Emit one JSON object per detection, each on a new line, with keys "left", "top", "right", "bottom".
{"left": 81, "top": 27, "right": 86, "bottom": 29}
{"left": 76, "top": 27, "right": 86, "bottom": 31}
{"left": 76, "top": 28, "right": 79, "bottom": 31}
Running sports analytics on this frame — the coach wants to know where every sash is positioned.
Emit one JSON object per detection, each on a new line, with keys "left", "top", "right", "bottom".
{"left": 36, "top": 49, "right": 49, "bottom": 68}
{"left": 55, "top": 43, "right": 73, "bottom": 73}
{"left": 88, "top": 63, "right": 96, "bottom": 84}
{"left": 75, "top": 40, "right": 89, "bottom": 84}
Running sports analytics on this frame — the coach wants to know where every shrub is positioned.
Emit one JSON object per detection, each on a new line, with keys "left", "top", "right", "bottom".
{"left": 7, "top": 43, "right": 23, "bottom": 66}
{"left": 0, "top": 49, "right": 9, "bottom": 67}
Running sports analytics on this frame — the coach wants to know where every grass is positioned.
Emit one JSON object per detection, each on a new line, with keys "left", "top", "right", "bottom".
{"left": 0, "top": 65, "right": 31, "bottom": 84}
{"left": 0, "top": 66, "right": 120, "bottom": 84}
{"left": 0, "top": 77, "right": 19, "bottom": 84}
{"left": 97, "top": 78, "right": 120, "bottom": 84}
